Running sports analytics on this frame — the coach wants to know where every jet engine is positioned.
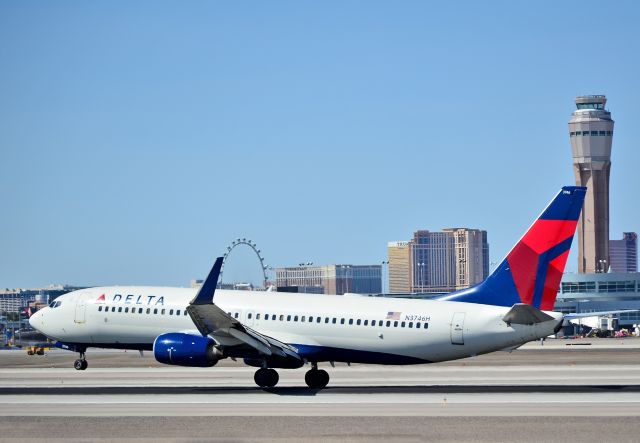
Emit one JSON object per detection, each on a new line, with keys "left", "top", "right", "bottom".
{"left": 153, "top": 332, "right": 223, "bottom": 367}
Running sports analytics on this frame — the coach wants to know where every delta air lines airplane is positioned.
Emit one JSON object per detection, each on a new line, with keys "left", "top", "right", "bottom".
{"left": 30, "top": 186, "right": 586, "bottom": 389}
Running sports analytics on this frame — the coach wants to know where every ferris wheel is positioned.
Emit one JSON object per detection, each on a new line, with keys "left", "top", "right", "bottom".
{"left": 219, "top": 238, "right": 270, "bottom": 288}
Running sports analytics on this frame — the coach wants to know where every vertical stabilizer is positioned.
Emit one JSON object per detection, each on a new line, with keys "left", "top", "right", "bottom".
{"left": 438, "top": 186, "right": 586, "bottom": 310}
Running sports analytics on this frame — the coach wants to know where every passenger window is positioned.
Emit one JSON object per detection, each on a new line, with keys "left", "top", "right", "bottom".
{"left": 301, "top": 316, "right": 305, "bottom": 322}
{"left": 169, "top": 309, "right": 174, "bottom": 315}
{"left": 394, "top": 321, "right": 398, "bottom": 327}
{"left": 287, "top": 315, "right": 291, "bottom": 321}
{"left": 332, "top": 318, "right": 337, "bottom": 324}
{"left": 325, "top": 317, "right": 329, "bottom": 323}
{"left": 371, "top": 320, "right": 376, "bottom": 326}
{"left": 341, "top": 318, "right": 345, "bottom": 325}
{"left": 161, "top": 309, "right": 165, "bottom": 315}
{"left": 176, "top": 309, "right": 180, "bottom": 315}
{"left": 146, "top": 308, "right": 150, "bottom": 314}
{"left": 98, "top": 306, "right": 103, "bottom": 312}
{"left": 111, "top": 307, "right": 116, "bottom": 312}
{"left": 124, "top": 307, "right": 129, "bottom": 313}
{"left": 364, "top": 320, "right": 368, "bottom": 326}
{"left": 153, "top": 309, "right": 158, "bottom": 314}
{"left": 280, "top": 315, "right": 284, "bottom": 321}
{"left": 118, "top": 307, "right": 123, "bottom": 313}
{"left": 424, "top": 323, "right": 429, "bottom": 329}
{"left": 184, "top": 310, "right": 188, "bottom": 316}
{"left": 248, "top": 313, "right": 252, "bottom": 319}
{"left": 138, "top": 308, "right": 143, "bottom": 314}
{"left": 234, "top": 313, "right": 239, "bottom": 319}
{"left": 256, "top": 313, "right": 261, "bottom": 320}
{"left": 386, "top": 321, "right": 391, "bottom": 327}
{"left": 317, "top": 317, "right": 321, "bottom": 323}
{"left": 348, "top": 319, "right": 353, "bottom": 325}
{"left": 416, "top": 322, "right": 421, "bottom": 328}
{"left": 408, "top": 322, "right": 413, "bottom": 328}
{"left": 294, "top": 315, "right": 298, "bottom": 322}
{"left": 357, "top": 319, "right": 361, "bottom": 326}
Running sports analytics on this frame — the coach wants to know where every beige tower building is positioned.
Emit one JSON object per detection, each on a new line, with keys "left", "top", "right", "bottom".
{"left": 443, "top": 228, "right": 490, "bottom": 290}
{"left": 387, "top": 241, "right": 411, "bottom": 293}
{"left": 568, "top": 95, "right": 614, "bottom": 273}
{"left": 387, "top": 229, "right": 488, "bottom": 294}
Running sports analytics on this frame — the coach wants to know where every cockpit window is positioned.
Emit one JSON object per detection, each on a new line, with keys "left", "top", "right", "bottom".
{"left": 49, "top": 301, "right": 62, "bottom": 308}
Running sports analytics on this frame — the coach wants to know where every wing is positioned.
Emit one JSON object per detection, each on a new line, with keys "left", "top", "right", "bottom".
{"left": 186, "top": 258, "right": 302, "bottom": 362}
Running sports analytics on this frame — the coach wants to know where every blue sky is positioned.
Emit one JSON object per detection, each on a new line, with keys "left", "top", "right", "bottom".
{"left": 1, "top": 1, "right": 639, "bottom": 288}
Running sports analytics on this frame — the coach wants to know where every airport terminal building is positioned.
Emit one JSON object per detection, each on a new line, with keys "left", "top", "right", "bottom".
{"left": 554, "top": 272, "right": 640, "bottom": 326}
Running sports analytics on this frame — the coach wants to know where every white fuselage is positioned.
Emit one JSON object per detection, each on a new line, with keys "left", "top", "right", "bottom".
{"left": 30, "top": 287, "right": 562, "bottom": 364}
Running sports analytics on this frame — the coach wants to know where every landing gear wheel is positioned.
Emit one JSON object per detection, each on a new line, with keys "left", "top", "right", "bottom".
{"left": 74, "top": 350, "right": 88, "bottom": 370}
{"left": 73, "top": 359, "right": 87, "bottom": 370}
{"left": 305, "top": 369, "right": 329, "bottom": 389}
{"left": 254, "top": 368, "right": 279, "bottom": 388}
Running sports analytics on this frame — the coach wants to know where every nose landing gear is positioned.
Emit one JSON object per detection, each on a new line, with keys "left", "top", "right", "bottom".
{"left": 73, "top": 350, "right": 88, "bottom": 370}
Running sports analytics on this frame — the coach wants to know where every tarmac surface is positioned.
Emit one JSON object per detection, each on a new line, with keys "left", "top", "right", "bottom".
{"left": 1, "top": 338, "right": 640, "bottom": 441}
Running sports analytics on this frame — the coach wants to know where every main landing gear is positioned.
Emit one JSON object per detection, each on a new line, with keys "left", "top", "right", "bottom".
{"left": 304, "top": 363, "right": 329, "bottom": 389}
{"left": 73, "top": 350, "right": 88, "bottom": 371}
{"left": 254, "top": 368, "right": 279, "bottom": 388}
{"left": 253, "top": 364, "right": 330, "bottom": 389}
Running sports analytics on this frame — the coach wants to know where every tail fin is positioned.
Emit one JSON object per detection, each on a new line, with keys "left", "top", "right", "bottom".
{"left": 438, "top": 186, "right": 586, "bottom": 310}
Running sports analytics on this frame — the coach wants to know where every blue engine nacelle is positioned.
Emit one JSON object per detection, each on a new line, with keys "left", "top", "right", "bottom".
{"left": 153, "top": 333, "right": 222, "bottom": 367}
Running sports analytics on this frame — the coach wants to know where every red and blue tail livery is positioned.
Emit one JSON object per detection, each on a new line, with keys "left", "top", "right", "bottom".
{"left": 438, "top": 186, "right": 586, "bottom": 310}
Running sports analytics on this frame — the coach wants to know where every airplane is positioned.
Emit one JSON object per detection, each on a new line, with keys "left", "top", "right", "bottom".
{"left": 30, "top": 186, "right": 587, "bottom": 389}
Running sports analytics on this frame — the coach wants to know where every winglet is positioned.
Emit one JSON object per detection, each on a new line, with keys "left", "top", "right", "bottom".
{"left": 189, "top": 257, "right": 224, "bottom": 306}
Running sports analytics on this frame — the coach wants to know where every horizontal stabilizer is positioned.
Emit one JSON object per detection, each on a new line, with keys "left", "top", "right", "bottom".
{"left": 502, "top": 303, "right": 554, "bottom": 325}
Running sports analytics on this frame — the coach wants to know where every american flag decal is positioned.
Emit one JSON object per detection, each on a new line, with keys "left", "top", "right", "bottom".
{"left": 386, "top": 311, "right": 401, "bottom": 320}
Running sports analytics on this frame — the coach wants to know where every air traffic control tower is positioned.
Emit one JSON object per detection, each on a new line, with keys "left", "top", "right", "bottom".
{"left": 568, "top": 95, "right": 614, "bottom": 273}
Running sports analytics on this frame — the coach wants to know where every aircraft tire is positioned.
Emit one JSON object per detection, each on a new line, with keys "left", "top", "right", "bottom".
{"left": 264, "top": 369, "right": 279, "bottom": 388}
{"left": 305, "top": 369, "right": 329, "bottom": 389}
{"left": 74, "top": 359, "right": 86, "bottom": 371}
{"left": 254, "top": 368, "right": 270, "bottom": 388}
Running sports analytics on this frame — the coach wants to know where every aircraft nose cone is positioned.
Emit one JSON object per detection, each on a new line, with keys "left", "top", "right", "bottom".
{"left": 29, "top": 310, "right": 43, "bottom": 331}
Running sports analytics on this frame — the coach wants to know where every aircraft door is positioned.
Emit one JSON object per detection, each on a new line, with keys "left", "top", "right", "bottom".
{"left": 450, "top": 312, "right": 465, "bottom": 345}
{"left": 74, "top": 298, "right": 87, "bottom": 324}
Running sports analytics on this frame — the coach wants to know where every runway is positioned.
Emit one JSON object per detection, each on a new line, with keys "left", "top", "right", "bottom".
{"left": 1, "top": 343, "right": 640, "bottom": 441}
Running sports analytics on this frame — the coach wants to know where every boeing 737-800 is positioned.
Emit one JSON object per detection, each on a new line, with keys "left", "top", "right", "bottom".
{"left": 30, "top": 186, "right": 586, "bottom": 389}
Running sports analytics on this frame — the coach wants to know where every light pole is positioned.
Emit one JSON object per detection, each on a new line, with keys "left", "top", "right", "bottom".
{"left": 418, "top": 262, "right": 425, "bottom": 293}
{"left": 597, "top": 259, "right": 608, "bottom": 273}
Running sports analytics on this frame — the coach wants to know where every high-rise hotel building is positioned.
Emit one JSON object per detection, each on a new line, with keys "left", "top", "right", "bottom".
{"left": 568, "top": 95, "right": 614, "bottom": 273}
{"left": 388, "top": 228, "right": 489, "bottom": 294}
{"left": 609, "top": 232, "right": 638, "bottom": 273}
